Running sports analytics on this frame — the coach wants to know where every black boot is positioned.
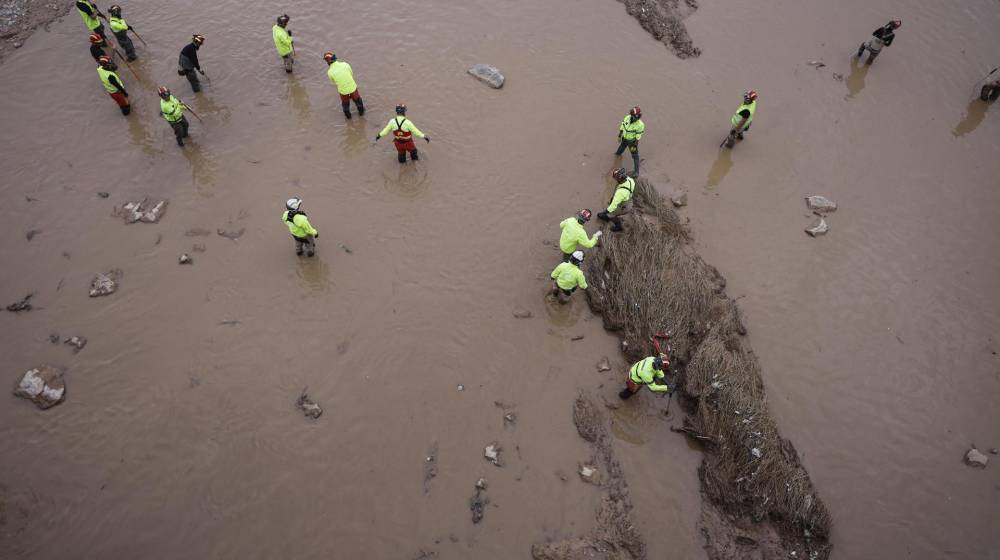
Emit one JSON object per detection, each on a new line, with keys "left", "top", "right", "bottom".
{"left": 619, "top": 388, "right": 634, "bottom": 400}
{"left": 342, "top": 101, "right": 352, "bottom": 119}
{"left": 356, "top": 98, "right": 365, "bottom": 115}
{"left": 611, "top": 221, "right": 623, "bottom": 232}
{"left": 856, "top": 43, "right": 866, "bottom": 58}
{"left": 120, "top": 105, "right": 131, "bottom": 116}
{"left": 631, "top": 153, "right": 640, "bottom": 176}
{"left": 410, "top": 149, "right": 419, "bottom": 161}
{"left": 398, "top": 152, "right": 406, "bottom": 164}
{"left": 597, "top": 211, "right": 610, "bottom": 222}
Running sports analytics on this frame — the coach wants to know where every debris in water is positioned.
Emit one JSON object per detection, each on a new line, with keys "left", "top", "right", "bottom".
{"left": 423, "top": 442, "right": 438, "bottom": 494}
{"left": 808, "top": 60, "right": 826, "bottom": 68}
{"left": 113, "top": 199, "right": 168, "bottom": 224}
{"left": 456, "top": 384, "right": 464, "bottom": 391}
{"left": 579, "top": 464, "right": 600, "bottom": 484}
{"left": 48, "top": 333, "right": 61, "bottom": 344}
{"left": 25, "top": 229, "right": 41, "bottom": 241}
{"left": 178, "top": 253, "right": 193, "bottom": 265}
{"left": 751, "top": 447, "right": 762, "bottom": 459}
{"left": 217, "top": 228, "right": 246, "bottom": 240}
{"left": 475, "top": 477, "right": 488, "bottom": 490}
{"left": 805, "top": 216, "right": 829, "bottom": 237}
{"left": 965, "top": 447, "right": 989, "bottom": 468}
{"left": 89, "top": 269, "right": 122, "bottom": 297}
{"left": 571, "top": 335, "right": 585, "bottom": 341}
{"left": 13, "top": 365, "right": 66, "bottom": 410}
{"left": 185, "top": 228, "right": 212, "bottom": 237}
{"left": 218, "top": 320, "right": 240, "bottom": 326}
{"left": 469, "top": 486, "right": 488, "bottom": 524}
{"left": 990, "top": 448, "right": 998, "bottom": 455}
{"left": 832, "top": 72, "right": 844, "bottom": 82}
{"left": 671, "top": 192, "right": 688, "bottom": 207}
{"left": 467, "top": 64, "right": 505, "bottom": 89}
{"left": 296, "top": 387, "right": 323, "bottom": 419}
{"left": 338, "top": 243, "right": 353, "bottom": 254}
{"left": 97, "top": 192, "right": 110, "bottom": 198}
{"left": 512, "top": 309, "right": 533, "bottom": 319}
{"left": 596, "top": 357, "right": 611, "bottom": 372}
{"left": 25, "top": 195, "right": 38, "bottom": 202}
{"left": 805, "top": 195, "right": 838, "bottom": 213}
{"left": 64, "top": 336, "right": 87, "bottom": 353}
{"left": 6, "top": 293, "right": 34, "bottom": 313}
{"left": 484, "top": 442, "right": 502, "bottom": 466}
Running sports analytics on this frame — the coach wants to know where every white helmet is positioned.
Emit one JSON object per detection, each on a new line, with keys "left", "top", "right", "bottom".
{"left": 286, "top": 197, "right": 302, "bottom": 211}
{"left": 571, "top": 250, "right": 585, "bottom": 263}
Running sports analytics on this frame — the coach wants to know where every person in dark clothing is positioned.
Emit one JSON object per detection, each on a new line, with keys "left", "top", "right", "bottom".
{"left": 178, "top": 35, "right": 206, "bottom": 92}
{"left": 89, "top": 33, "right": 110, "bottom": 62}
{"left": 856, "top": 20, "right": 901, "bottom": 65}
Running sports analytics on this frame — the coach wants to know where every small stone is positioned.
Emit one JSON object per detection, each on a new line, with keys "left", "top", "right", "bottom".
{"left": 467, "top": 64, "right": 505, "bottom": 89}
{"left": 965, "top": 448, "right": 989, "bottom": 468}
{"left": 671, "top": 192, "right": 688, "bottom": 207}
{"left": 484, "top": 442, "right": 501, "bottom": 466}
{"left": 457, "top": 384, "right": 464, "bottom": 391}
{"left": 338, "top": 243, "right": 353, "bottom": 254}
{"left": 25, "top": 229, "right": 41, "bottom": 241}
{"left": 97, "top": 192, "right": 110, "bottom": 198}
{"left": 805, "top": 216, "right": 828, "bottom": 237}
{"left": 751, "top": 448, "right": 762, "bottom": 459}
{"left": 512, "top": 309, "right": 533, "bottom": 319}
{"left": 89, "top": 269, "right": 122, "bottom": 297}
{"left": 990, "top": 448, "right": 998, "bottom": 455}
{"left": 178, "top": 253, "right": 193, "bottom": 265}
{"left": 296, "top": 387, "right": 322, "bottom": 419}
{"left": 570, "top": 335, "right": 585, "bottom": 341}
{"left": 596, "top": 357, "right": 611, "bottom": 372}
{"left": 504, "top": 412, "right": 516, "bottom": 425}
{"left": 64, "top": 336, "right": 87, "bottom": 353}
{"left": 475, "top": 478, "right": 488, "bottom": 490}
{"left": 13, "top": 366, "right": 65, "bottom": 409}
{"left": 805, "top": 195, "right": 837, "bottom": 213}
{"left": 579, "top": 464, "right": 601, "bottom": 484}
{"left": 13, "top": 41, "right": 23, "bottom": 49}
{"left": 114, "top": 199, "right": 168, "bottom": 224}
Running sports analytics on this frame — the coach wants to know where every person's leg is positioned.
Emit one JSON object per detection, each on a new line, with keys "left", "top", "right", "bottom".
{"left": 304, "top": 236, "right": 316, "bottom": 257}
{"left": 117, "top": 33, "right": 136, "bottom": 60}
{"left": 169, "top": 121, "right": 184, "bottom": 146}
{"left": 410, "top": 149, "right": 419, "bottom": 161}
{"left": 557, "top": 289, "right": 571, "bottom": 304}
{"left": 341, "top": 98, "right": 352, "bottom": 118}
{"left": 856, "top": 42, "right": 866, "bottom": 58}
{"left": 353, "top": 91, "right": 364, "bottom": 115}
{"left": 283, "top": 54, "right": 293, "bottom": 73}
{"left": 629, "top": 144, "right": 640, "bottom": 176}
{"left": 615, "top": 138, "right": 627, "bottom": 156}
{"left": 294, "top": 237, "right": 305, "bottom": 256}
{"left": 181, "top": 117, "right": 189, "bottom": 138}
{"left": 186, "top": 70, "right": 201, "bottom": 92}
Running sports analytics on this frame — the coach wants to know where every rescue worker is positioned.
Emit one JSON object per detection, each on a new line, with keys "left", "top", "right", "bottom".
{"left": 158, "top": 86, "right": 190, "bottom": 146}
{"left": 76, "top": 0, "right": 107, "bottom": 40}
{"left": 730, "top": 90, "right": 757, "bottom": 142}
{"left": 272, "top": 14, "right": 294, "bottom": 73}
{"left": 375, "top": 104, "right": 430, "bottom": 163}
{"left": 97, "top": 56, "right": 130, "bottom": 116}
{"left": 614, "top": 106, "right": 644, "bottom": 176}
{"left": 597, "top": 168, "right": 635, "bottom": 232}
{"left": 324, "top": 52, "right": 365, "bottom": 119}
{"left": 88, "top": 33, "right": 110, "bottom": 62}
{"left": 282, "top": 197, "right": 319, "bottom": 257}
{"left": 619, "top": 355, "right": 670, "bottom": 400}
{"left": 550, "top": 251, "right": 588, "bottom": 304}
{"left": 979, "top": 78, "right": 1000, "bottom": 102}
{"left": 178, "top": 34, "right": 206, "bottom": 92}
{"left": 108, "top": 5, "right": 137, "bottom": 62}
{"left": 559, "top": 209, "right": 602, "bottom": 262}
{"left": 856, "top": 20, "right": 901, "bottom": 65}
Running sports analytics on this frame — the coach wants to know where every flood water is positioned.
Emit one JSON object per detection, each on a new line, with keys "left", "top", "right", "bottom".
{"left": 1, "top": 0, "right": 999, "bottom": 558}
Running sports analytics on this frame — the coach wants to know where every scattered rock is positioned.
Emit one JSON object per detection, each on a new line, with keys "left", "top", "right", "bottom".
{"left": 13, "top": 40, "right": 23, "bottom": 49}
{"left": 805, "top": 216, "right": 829, "bottom": 237}
{"left": 185, "top": 228, "right": 212, "bottom": 237}
{"left": 484, "top": 442, "right": 502, "bottom": 466}
{"left": 512, "top": 309, "right": 533, "bottom": 319}
{"left": 423, "top": 443, "right": 438, "bottom": 494}
{"left": 296, "top": 387, "right": 322, "bottom": 419}
{"left": 338, "top": 243, "right": 353, "bottom": 254}
{"left": 965, "top": 447, "right": 989, "bottom": 468}
{"left": 596, "top": 357, "right": 611, "bottom": 372}
{"left": 991, "top": 448, "right": 999, "bottom": 455}
{"left": 832, "top": 73, "right": 844, "bottom": 82}
{"left": 470, "top": 487, "right": 488, "bottom": 524}
{"left": 6, "top": 293, "right": 34, "bottom": 313}
{"left": 178, "top": 253, "right": 193, "bottom": 265}
{"left": 807, "top": 60, "right": 826, "bottom": 68}
{"left": 192, "top": 243, "right": 207, "bottom": 253}
{"left": 579, "top": 464, "right": 601, "bottom": 484}
{"left": 805, "top": 195, "right": 837, "bottom": 213}
{"left": 457, "top": 384, "right": 464, "bottom": 391}
{"left": 670, "top": 192, "right": 688, "bottom": 207}
{"left": 467, "top": 64, "right": 505, "bottom": 89}
{"left": 48, "top": 333, "right": 60, "bottom": 344}
{"left": 475, "top": 477, "right": 488, "bottom": 490}
{"left": 97, "top": 192, "right": 110, "bottom": 198}
{"left": 13, "top": 365, "right": 65, "bottom": 410}
{"left": 25, "top": 229, "right": 41, "bottom": 241}
{"left": 89, "top": 269, "right": 122, "bottom": 297}
{"left": 113, "top": 199, "right": 168, "bottom": 224}
{"left": 571, "top": 335, "right": 585, "bottom": 341}
{"left": 217, "top": 228, "right": 246, "bottom": 240}
{"left": 63, "top": 336, "right": 87, "bottom": 353}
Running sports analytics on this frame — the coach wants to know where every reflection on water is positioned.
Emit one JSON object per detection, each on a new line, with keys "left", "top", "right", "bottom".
{"left": 126, "top": 109, "right": 159, "bottom": 156}
{"left": 340, "top": 119, "right": 369, "bottom": 156}
{"left": 845, "top": 57, "right": 869, "bottom": 99}
{"left": 951, "top": 99, "right": 990, "bottom": 137}
{"left": 181, "top": 144, "right": 217, "bottom": 190}
{"left": 705, "top": 147, "right": 734, "bottom": 188}
{"left": 295, "top": 256, "right": 333, "bottom": 292}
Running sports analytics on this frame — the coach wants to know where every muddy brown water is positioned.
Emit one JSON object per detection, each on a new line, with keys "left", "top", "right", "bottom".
{"left": 2, "top": 0, "right": 999, "bottom": 558}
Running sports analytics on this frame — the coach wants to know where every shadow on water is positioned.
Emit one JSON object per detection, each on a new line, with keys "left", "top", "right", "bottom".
{"left": 126, "top": 111, "right": 160, "bottom": 156}
{"left": 181, "top": 143, "right": 217, "bottom": 191}
{"left": 340, "top": 119, "right": 369, "bottom": 157}
{"left": 286, "top": 75, "right": 311, "bottom": 125}
{"left": 705, "top": 147, "right": 734, "bottom": 189}
{"left": 295, "top": 256, "right": 333, "bottom": 293}
{"left": 845, "top": 57, "right": 870, "bottom": 100}
{"left": 951, "top": 99, "right": 991, "bottom": 137}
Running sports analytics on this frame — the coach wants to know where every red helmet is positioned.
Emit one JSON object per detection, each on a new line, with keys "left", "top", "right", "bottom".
{"left": 89, "top": 33, "right": 103, "bottom": 44}
{"left": 97, "top": 55, "right": 111, "bottom": 66}
{"left": 630, "top": 106, "right": 642, "bottom": 118}
{"left": 577, "top": 209, "right": 593, "bottom": 222}
{"left": 743, "top": 90, "right": 758, "bottom": 103}
{"left": 323, "top": 52, "right": 335, "bottom": 63}
{"left": 157, "top": 86, "right": 171, "bottom": 99}
{"left": 891, "top": 19, "right": 901, "bottom": 29}
{"left": 612, "top": 167, "right": 627, "bottom": 182}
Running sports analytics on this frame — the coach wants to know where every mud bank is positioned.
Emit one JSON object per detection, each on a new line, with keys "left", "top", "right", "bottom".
{"left": 0, "top": 0, "right": 71, "bottom": 61}
{"left": 583, "top": 179, "right": 832, "bottom": 559}
{"left": 617, "top": 0, "right": 700, "bottom": 58}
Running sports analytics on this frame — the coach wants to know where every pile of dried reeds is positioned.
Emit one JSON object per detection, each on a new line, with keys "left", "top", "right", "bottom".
{"left": 585, "top": 178, "right": 832, "bottom": 555}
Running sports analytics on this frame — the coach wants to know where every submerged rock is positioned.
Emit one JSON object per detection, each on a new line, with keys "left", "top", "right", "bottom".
{"left": 484, "top": 442, "right": 502, "bottom": 466}
{"left": 805, "top": 217, "right": 829, "bottom": 237}
{"left": 470, "top": 487, "right": 488, "bottom": 524}
{"left": 671, "top": 192, "right": 688, "bottom": 207}
{"left": 296, "top": 387, "right": 322, "bottom": 419}
{"left": 512, "top": 309, "right": 533, "bottom": 319}
{"left": 178, "top": 253, "right": 193, "bottom": 265}
{"left": 13, "top": 365, "right": 65, "bottom": 409}
{"left": 89, "top": 269, "right": 122, "bottom": 297}
{"left": 217, "top": 228, "right": 246, "bottom": 240}
{"left": 64, "top": 336, "right": 87, "bottom": 353}
{"left": 114, "top": 199, "right": 168, "bottom": 224}
{"left": 579, "top": 464, "right": 600, "bottom": 484}
{"left": 468, "top": 64, "right": 505, "bottom": 89}
{"left": 805, "top": 195, "right": 837, "bottom": 213}
{"left": 965, "top": 447, "right": 989, "bottom": 468}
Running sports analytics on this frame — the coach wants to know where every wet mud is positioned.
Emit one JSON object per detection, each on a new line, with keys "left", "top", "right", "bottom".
{"left": 0, "top": 0, "right": 70, "bottom": 60}
{"left": 618, "top": 0, "right": 701, "bottom": 58}
{"left": 584, "top": 179, "right": 831, "bottom": 558}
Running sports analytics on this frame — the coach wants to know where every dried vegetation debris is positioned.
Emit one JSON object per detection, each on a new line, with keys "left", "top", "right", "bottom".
{"left": 619, "top": 0, "right": 701, "bottom": 59}
{"left": 583, "top": 177, "right": 832, "bottom": 558}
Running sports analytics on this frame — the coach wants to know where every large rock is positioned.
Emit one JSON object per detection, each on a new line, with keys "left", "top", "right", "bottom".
{"left": 468, "top": 64, "right": 505, "bottom": 89}
{"left": 13, "top": 366, "right": 65, "bottom": 409}
{"left": 89, "top": 269, "right": 122, "bottom": 297}
{"left": 113, "top": 199, "right": 168, "bottom": 224}
{"left": 965, "top": 447, "right": 989, "bottom": 468}
{"left": 805, "top": 216, "right": 829, "bottom": 237}
{"left": 805, "top": 195, "right": 837, "bottom": 213}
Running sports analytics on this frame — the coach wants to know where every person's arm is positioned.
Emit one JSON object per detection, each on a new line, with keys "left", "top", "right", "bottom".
{"left": 551, "top": 264, "right": 563, "bottom": 280}
{"left": 376, "top": 119, "right": 394, "bottom": 140}
{"left": 296, "top": 215, "right": 318, "bottom": 237}
{"left": 182, "top": 45, "right": 201, "bottom": 70}
{"left": 883, "top": 32, "right": 894, "bottom": 47}
{"left": 575, "top": 268, "right": 588, "bottom": 290}
{"left": 109, "top": 74, "right": 127, "bottom": 96}
{"left": 648, "top": 380, "right": 670, "bottom": 393}
{"left": 578, "top": 227, "right": 599, "bottom": 249}
{"left": 406, "top": 121, "right": 426, "bottom": 139}
{"left": 607, "top": 189, "right": 627, "bottom": 213}
{"left": 76, "top": 1, "right": 95, "bottom": 16}
{"left": 633, "top": 121, "right": 644, "bottom": 142}
{"left": 734, "top": 109, "right": 750, "bottom": 131}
